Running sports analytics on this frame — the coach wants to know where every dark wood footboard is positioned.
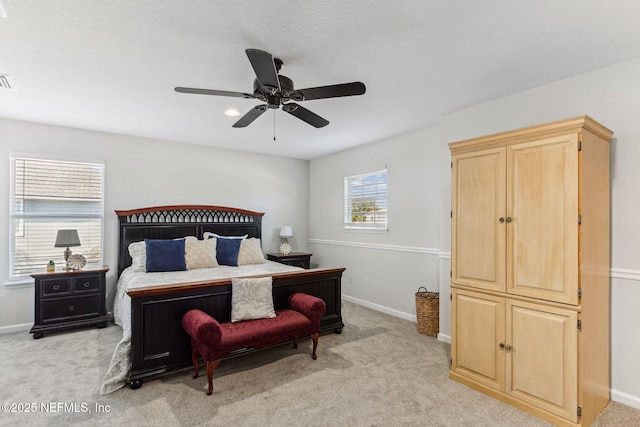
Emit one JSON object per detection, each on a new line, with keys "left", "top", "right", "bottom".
{"left": 126, "top": 268, "right": 344, "bottom": 387}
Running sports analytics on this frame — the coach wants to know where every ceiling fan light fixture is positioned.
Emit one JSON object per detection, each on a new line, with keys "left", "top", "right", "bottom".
{"left": 224, "top": 108, "right": 240, "bottom": 117}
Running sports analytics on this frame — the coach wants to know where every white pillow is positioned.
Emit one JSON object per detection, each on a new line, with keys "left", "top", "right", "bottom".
{"left": 128, "top": 241, "right": 146, "bottom": 271}
{"left": 231, "top": 277, "right": 275, "bottom": 322}
{"left": 203, "top": 232, "right": 248, "bottom": 240}
{"left": 237, "top": 238, "right": 266, "bottom": 265}
{"left": 185, "top": 238, "right": 218, "bottom": 270}
{"left": 128, "top": 236, "right": 197, "bottom": 272}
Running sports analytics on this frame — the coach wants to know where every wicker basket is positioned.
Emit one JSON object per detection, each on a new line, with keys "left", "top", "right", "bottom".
{"left": 415, "top": 287, "right": 439, "bottom": 336}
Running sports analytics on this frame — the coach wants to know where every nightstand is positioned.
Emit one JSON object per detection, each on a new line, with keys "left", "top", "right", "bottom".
{"left": 266, "top": 252, "right": 313, "bottom": 269}
{"left": 30, "top": 266, "right": 109, "bottom": 339}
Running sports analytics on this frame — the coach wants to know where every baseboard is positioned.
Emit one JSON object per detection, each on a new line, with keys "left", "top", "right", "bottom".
{"left": 437, "top": 332, "right": 451, "bottom": 344}
{"left": 611, "top": 388, "right": 640, "bottom": 410}
{"left": 343, "top": 294, "right": 415, "bottom": 322}
{"left": 0, "top": 322, "right": 32, "bottom": 335}
{"left": 342, "top": 294, "right": 450, "bottom": 344}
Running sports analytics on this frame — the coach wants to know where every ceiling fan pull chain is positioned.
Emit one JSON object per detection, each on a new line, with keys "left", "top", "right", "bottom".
{"left": 273, "top": 109, "right": 276, "bottom": 141}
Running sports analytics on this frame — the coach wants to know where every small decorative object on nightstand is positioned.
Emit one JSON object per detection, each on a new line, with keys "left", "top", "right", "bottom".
{"left": 267, "top": 252, "right": 313, "bottom": 269}
{"left": 30, "top": 266, "right": 109, "bottom": 339}
{"left": 279, "top": 226, "right": 293, "bottom": 255}
{"left": 67, "top": 253, "right": 87, "bottom": 270}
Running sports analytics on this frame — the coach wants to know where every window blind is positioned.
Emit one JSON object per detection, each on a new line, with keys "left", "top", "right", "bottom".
{"left": 343, "top": 169, "right": 387, "bottom": 229}
{"left": 10, "top": 156, "right": 104, "bottom": 278}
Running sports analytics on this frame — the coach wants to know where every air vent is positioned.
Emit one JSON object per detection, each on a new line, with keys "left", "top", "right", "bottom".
{"left": 0, "top": 74, "right": 13, "bottom": 90}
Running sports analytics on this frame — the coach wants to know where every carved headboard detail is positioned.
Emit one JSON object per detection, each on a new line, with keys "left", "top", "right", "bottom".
{"left": 115, "top": 205, "right": 264, "bottom": 276}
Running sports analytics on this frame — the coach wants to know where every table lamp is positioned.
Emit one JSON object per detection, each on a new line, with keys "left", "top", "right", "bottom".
{"left": 279, "top": 226, "right": 293, "bottom": 255}
{"left": 55, "top": 229, "right": 81, "bottom": 262}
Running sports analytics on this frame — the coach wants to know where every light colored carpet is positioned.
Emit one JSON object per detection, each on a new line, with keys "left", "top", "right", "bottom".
{"left": 0, "top": 301, "right": 638, "bottom": 426}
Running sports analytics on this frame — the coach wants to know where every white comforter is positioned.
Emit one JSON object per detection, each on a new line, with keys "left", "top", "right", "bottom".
{"left": 100, "top": 261, "right": 301, "bottom": 394}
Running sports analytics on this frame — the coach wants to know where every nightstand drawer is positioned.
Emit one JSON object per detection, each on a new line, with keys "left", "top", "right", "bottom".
{"left": 284, "top": 258, "right": 310, "bottom": 269}
{"left": 266, "top": 253, "right": 312, "bottom": 269}
{"left": 72, "top": 276, "right": 100, "bottom": 293}
{"left": 41, "top": 295, "right": 100, "bottom": 322}
{"left": 41, "top": 278, "right": 71, "bottom": 297}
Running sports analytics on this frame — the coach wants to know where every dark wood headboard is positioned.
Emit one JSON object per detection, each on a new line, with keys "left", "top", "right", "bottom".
{"left": 115, "top": 205, "right": 264, "bottom": 276}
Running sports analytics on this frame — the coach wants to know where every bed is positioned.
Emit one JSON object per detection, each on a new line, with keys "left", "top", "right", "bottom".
{"left": 100, "top": 205, "right": 344, "bottom": 394}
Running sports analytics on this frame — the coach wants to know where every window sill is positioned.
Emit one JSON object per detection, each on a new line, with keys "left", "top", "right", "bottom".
{"left": 343, "top": 227, "right": 389, "bottom": 234}
{"left": 4, "top": 277, "right": 34, "bottom": 289}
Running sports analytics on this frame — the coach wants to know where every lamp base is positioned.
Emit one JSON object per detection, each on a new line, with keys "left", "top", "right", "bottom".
{"left": 64, "top": 247, "right": 72, "bottom": 262}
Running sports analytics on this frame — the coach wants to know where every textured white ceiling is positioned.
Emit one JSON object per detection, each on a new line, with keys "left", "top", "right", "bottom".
{"left": 2, "top": 1, "right": 640, "bottom": 159}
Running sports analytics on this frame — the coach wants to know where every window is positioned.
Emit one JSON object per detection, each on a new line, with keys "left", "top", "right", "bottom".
{"left": 10, "top": 156, "right": 104, "bottom": 279}
{"left": 344, "top": 169, "right": 387, "bottom": 230}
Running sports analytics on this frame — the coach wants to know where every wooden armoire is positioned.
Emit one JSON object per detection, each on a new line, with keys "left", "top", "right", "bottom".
{"left": 448, "top": 116, "right": 612, "bottom": 427}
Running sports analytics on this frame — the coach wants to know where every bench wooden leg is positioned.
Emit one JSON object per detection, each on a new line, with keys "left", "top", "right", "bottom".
{"left": 311, "top": 333, "right": 319, "bottom": 360}
{"left": 293, "top": 336, "right": 298, "bottom": 349}
{"left": 205, "top": 359, "right": 221, "bottom": 395}
{"left": 191, "top": 347, "right": 200, "bottom": 379}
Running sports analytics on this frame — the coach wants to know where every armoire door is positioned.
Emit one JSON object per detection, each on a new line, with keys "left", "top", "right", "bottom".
{"left": 451, "top": 147, "right": 506, "bottom": 292}
{"left": 451, "top": 289, "right": 506, "bottom": 391}
{"left": 506, "top": 299, "right": 578, "bottom": 422}
{"left": 506, "top": 135, "right": 579, "bottom": 305}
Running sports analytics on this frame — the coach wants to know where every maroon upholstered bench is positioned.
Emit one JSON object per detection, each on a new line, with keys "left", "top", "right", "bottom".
{"left": 181, "top": 292, "right": 326, "bottom": 395}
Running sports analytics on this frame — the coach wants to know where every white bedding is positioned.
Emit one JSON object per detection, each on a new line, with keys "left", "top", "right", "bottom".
{"left": 99, "top": 261, "right": 302, "bottom": 394}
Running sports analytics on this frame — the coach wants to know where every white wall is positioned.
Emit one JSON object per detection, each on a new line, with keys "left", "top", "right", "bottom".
{"left": 310, "top": 56, "right": 640, "bottom": 408}
{"left": 309, "top": 127, "right": 442, "bottom": 320}
{"left": 0, "top": 118, "right": 309, "bottom": 330}
{"left": 439, "top": 56, "right": 640, "bottom": 408}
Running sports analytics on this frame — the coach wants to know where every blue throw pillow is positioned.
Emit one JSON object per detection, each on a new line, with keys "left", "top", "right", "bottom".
{"left": 216, "top": 237, "right": 242, "bottom": 266}
{"left": 145, "top": 238, "right": 186, "bottom": 272}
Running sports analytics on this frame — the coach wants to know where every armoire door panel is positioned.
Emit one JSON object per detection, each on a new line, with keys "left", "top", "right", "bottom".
{"left": 506, "top": 135, "right": 579, "bottom": 304}
{"left": 507, "top": 300, "right": 578, "bottom": 422}
{"left": 451, "top": 148, "right": 506, "bottom": 292}
{"left": 452, "top": 290, "right": 505, "bottom": 391}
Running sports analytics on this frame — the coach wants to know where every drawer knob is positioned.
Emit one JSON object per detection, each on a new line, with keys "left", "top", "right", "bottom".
{"left": 53, "top": 285, "right": 60, "bottom": 291}
{"left": 83, "top": 282, "right": 90, "bottom": 288}
{"left": 68, "top": 305, "right": 75, "bottom": 311}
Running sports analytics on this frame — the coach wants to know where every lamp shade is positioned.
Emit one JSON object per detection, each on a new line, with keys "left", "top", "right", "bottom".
{"left": 279, "top": 226, "right": 293, "bottom": 238}
{"left": 55, "top": 229, "right": 81, "bottom": 247}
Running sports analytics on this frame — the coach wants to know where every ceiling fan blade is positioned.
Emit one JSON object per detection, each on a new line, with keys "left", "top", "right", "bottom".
{"left": 282, "top": 103, "right": 329, "bottom": 128}
{"left": 245, "top": 49, "right": 281, "bottom": 92}
{"left": 294, "top": 82, "right": 367, "bottom": 101}
{"left": 175, "top": 87, "right": 255, "bottom": 99}
{"left": 232, "top": 105, "right": 268, "bottom": 128}
{"left": 294, "top": 81, "right": 366, "bottom": 101}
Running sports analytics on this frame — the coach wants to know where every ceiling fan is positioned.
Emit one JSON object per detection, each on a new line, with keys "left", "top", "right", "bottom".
{"left": 175, "top": 49, "right": 366, "bottom": 128}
